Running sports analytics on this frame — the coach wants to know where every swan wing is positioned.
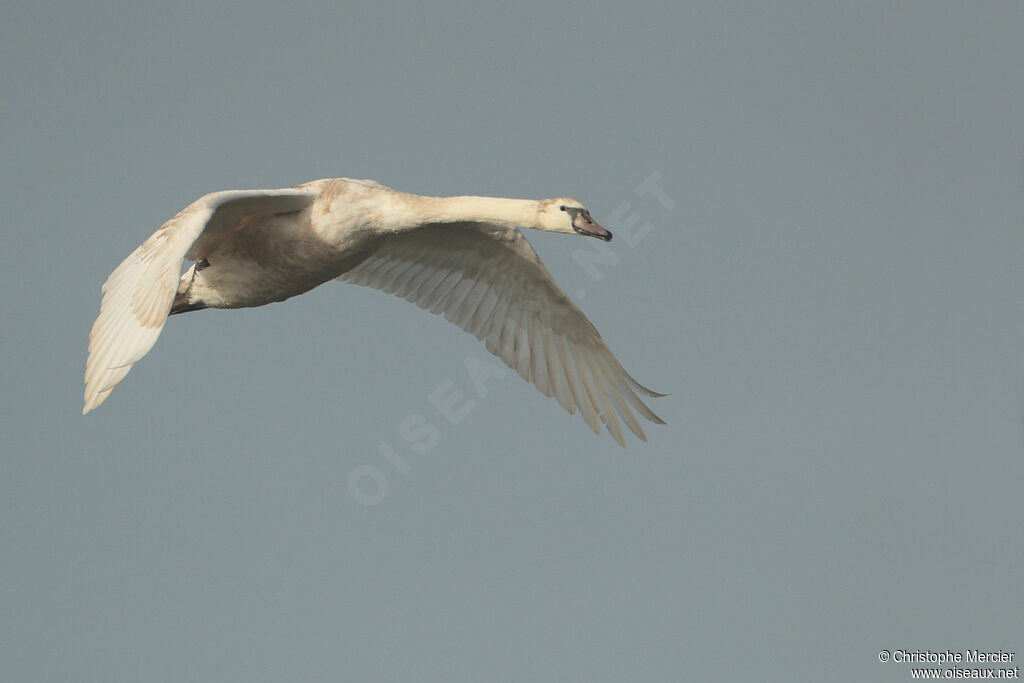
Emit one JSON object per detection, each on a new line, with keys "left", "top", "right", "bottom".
{"left": 83, "top": 188, "right": 316, "bottom": 414}
{"left": 339, "top": 222, "right": 664, "bottom": 446}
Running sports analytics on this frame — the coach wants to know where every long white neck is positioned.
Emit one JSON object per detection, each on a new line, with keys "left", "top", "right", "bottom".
{"left": 403, "top": 195, "right": 542, "bottom": 230}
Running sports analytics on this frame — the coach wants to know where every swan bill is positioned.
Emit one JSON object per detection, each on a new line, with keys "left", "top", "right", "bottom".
{"left": 570, "top": 209, "right": 612, "bottom": 241}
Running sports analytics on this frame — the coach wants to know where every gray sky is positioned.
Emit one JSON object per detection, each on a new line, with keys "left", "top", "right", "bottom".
{"left": 3, "top": 2, "right": 1023, "bottom": 680}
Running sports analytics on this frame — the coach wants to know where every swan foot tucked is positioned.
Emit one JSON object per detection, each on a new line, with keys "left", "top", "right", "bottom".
{"left": 170, "top": 259, "right": 209, "bottom": 315}
{"left": 169, "top": 297, "right": 208, "bottom": 315}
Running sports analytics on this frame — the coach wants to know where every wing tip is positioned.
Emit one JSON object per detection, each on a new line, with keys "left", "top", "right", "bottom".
{"left": 82, "top": 386, "right": 111, "bottom": 415}
{"left": 629, "top": 378, "right": 669, "bottom": 399}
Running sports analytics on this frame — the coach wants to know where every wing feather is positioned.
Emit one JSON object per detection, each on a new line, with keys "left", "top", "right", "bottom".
{"left": 83, "top": 188, "right": 316, "bottom": 413}
{"left": 560, "top": 335, "right": 603, "bottom": 435}
{"left": 338, "top": 222, "right": 663, "bottom": 445}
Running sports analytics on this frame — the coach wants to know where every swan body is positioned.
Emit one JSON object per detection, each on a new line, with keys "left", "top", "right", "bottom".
{"left": 84, "top": 178, "right": 665, "bottom": 445}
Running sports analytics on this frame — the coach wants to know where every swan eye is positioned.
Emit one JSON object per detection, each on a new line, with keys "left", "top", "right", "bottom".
{"left": 559, "top": 205, "right": 566, "bottom": 211}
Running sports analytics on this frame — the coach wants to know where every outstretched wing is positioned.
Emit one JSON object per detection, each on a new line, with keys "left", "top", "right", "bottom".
{"left": 339, "top": 222, "right": 664, "bottom": 446}
{"left": 83, "top": 188, "right": 316, "bottom": 414}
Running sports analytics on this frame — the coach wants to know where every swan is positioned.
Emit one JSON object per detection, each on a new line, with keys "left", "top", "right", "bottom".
{"left": 83, "top": 178, "right": 665, "bottom": 445}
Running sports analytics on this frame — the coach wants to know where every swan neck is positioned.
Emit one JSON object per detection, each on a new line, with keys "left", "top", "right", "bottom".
{"left": 420, "top": 195, "right": 540, "bottom": 229}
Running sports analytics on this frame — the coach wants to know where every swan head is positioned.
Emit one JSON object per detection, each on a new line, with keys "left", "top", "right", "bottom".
{"left": 538, "top": 199, "right": 612, "bottom": 241}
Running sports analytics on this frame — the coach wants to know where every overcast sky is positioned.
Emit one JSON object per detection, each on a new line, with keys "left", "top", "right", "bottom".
{"left": 2, "top": 2, "right": 1022, "bottom": 680}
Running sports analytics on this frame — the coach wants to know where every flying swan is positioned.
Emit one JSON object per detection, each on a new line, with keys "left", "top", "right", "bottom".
{"left": 84, "top": 178, "right": 665, "bottom": 445}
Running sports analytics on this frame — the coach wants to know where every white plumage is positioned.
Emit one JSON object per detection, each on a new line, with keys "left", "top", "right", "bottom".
{"left": 84, "top": 178, "right": 664, "bottom": 445}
